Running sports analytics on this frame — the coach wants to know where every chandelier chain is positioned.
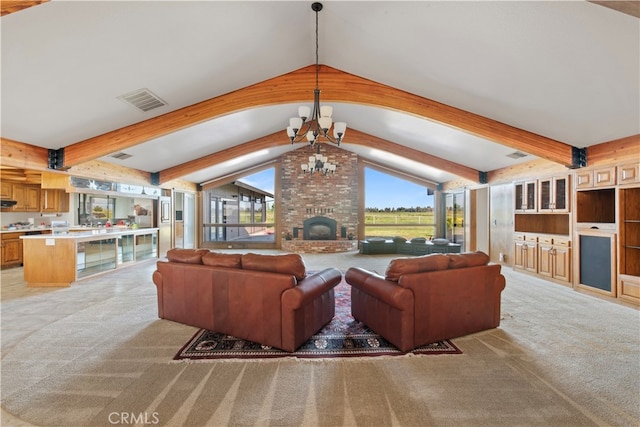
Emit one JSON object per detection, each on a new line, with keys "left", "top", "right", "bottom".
{"left": 286, "top": 2, "right": 347, "bottom": 153}
{"left": 315, "top": 7, "right": 319, "bottom": 90}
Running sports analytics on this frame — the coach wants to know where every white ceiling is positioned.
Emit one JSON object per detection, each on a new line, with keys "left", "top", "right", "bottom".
{"left": 1, "top": 1, "right": 638, "bottom": 185}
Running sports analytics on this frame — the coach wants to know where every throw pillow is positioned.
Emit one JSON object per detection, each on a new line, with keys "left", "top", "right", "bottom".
{"left": 431, "top": 238, "right": 450, "bottom": 245}
{"left": 202, "top": 252, "right": 242, "bottom": 268}
{"left": 410, "top": 237, "right": 427, "bottom": 244}
{"left": 166, "top": 248, "right": 210, "bottom": 264}
{"left": 385, "top": 253, "right": 450, "bottom": 281}
{"left": 367, "top": 237, "right": 387, "bottom": 244}
{"left": 448, "top": 251, "right": 490, "bottom": 269}
{"left": 392, "top": 236, "right": 407, "bottom": 243}
{"left": 241, "top": 253, "right": 307, "bottom": 281}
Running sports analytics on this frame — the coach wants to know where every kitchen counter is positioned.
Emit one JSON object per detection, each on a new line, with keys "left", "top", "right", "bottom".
{"left": 19, "top": 227, "right": 156, "bottom": 239}
{"left": 20, "top": 228, "right": 159, "bottom": 287}
{"left": 1, "top": 226, "right": 147, "bottom": 234}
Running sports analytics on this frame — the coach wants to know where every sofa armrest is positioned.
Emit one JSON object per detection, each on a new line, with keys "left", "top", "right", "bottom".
{"left": 151, "top": 269, "right": 164, "bottom": 317}
{"left": 282, "top": 267, "right": 342, "bottom": 309}
{"left": 495, "top": 271, "right": 506, "bottom": 292}
{"left": 345, "top": 267, "right": 412, "bottom": 311}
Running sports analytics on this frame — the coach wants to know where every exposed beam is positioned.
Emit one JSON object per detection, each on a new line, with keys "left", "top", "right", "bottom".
{"left": 61, "top": 65, "right": 575, "bottom": 169}
{"left": 345, "top": 128, "right": 481, "bottom": 183}
{"left": 156, "top": 127, "right": 480, "bottom": 185}
{"left": 0, "top": 137, "right": 49, "bottom": 169}
{"left": 585, "top": 134, "right": 640, "bottom": 166}
{"left": 0, "top": 0, "right": 48, "bottom": 16}
{"left": 156, "top": 131, "right": 290, "bottom": 184}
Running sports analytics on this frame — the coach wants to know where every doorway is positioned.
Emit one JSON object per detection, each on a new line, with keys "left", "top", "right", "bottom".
{"left": 174, "top": 191, "right": 196, "bottom": 249}
{"left": 445, "top": 191, "right": 465, "bottom": 250}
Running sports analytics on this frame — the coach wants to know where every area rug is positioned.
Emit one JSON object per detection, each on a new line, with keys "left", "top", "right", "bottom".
{"left": 174, "top": 279, "right": 462, "bottom": 360}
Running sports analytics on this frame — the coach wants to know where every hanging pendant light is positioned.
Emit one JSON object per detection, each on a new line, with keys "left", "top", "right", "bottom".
{"left": 286, "top": 2, "right": 347, "bottom": 147}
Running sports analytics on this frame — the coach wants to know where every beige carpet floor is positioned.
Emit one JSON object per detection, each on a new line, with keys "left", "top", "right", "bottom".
{"left": 1, "top": 251, "right": 639, "bottom": 426}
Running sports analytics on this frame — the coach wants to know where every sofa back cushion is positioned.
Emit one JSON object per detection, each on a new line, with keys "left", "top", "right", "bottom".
{"left": 385, "top": 253, "right": 450, "bottom": 281}
{"left": 448, "top": 251, "right": 490, "bottom": 269}
{"left": 241, "top": 253, "right": 307, "bottom": 281}
{"left": 202, "top": 252, "right": 242, "bottom": 268}
{"left": 166, "top": 248, "right": 210, "bottom": 264}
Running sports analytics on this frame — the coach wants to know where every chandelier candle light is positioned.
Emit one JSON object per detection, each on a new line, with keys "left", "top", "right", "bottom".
{"left": 286, "top": 2, "right": 347, "bottom": 147}
{"left": 302, "top": 144, "right": 336, "bottom": 175}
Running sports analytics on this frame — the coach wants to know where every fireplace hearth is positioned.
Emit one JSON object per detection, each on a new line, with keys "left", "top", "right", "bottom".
{"left": 303, "top": 216, "right": 337, "bottom": 240}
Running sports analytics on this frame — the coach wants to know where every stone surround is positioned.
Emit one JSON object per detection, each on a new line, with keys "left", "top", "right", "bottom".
{"left": 280, "top": 143, "right": 358, "bottom": 253}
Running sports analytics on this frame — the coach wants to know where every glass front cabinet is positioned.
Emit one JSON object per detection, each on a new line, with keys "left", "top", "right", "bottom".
{"left": 538, "top": 175, "right": 569, "bottom": 212}
{"left": 514, "top": 180, "right": 537, "bottom": 212}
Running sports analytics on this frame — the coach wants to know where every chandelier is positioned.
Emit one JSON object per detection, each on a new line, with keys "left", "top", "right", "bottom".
{"left": 286, "top": 2, "right": 347, "bottom": 146}
{"left": 301, "top": 144, "right": 336, "bottom": 175}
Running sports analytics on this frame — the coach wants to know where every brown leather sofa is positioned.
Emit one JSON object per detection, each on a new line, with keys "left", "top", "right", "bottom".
{"left": 152, "top": 249, "right": 342, "bottom": 352}
{"left": 345, "top": 251, "right": 506, "bottom": 352}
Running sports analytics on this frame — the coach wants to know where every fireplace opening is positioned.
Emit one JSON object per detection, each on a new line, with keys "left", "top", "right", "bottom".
{"left": 303, "top": 216, "right": 337, "bottom": 240}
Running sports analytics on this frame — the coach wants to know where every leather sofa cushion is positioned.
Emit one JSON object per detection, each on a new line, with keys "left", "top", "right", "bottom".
{"left": 202, "top": 252, "right": 242, "bottom": 268}
{"left": 166, "top": 248, "right": 210, "bottom": 264}
{"left": 448, "top": 251, "right": 490, "bottom": 269}
{"left": 385, "top": 253, "right": 450, "bottom": 281}
{"left": 241, "top": 253, "right": 307, "bottom": 281}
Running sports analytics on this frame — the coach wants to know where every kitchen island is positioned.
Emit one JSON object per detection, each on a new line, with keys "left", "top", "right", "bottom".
{"left": 20, "top": 227, "right": 158, "bottom": 287}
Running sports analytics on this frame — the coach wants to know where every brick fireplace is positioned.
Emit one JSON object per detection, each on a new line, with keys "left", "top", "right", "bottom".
{"left": 280, "top": 143, "right": 358, "bottom": 253}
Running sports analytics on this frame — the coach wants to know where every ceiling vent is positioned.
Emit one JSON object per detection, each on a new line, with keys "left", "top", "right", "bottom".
{"left": 506, "top": 151, "right": 528, "bottom": 159}
{"left": 110, "top": 152, "right": 133, "bottom": 160}
{"left": 117, "top": 88, "right": 167, "bottom": 112}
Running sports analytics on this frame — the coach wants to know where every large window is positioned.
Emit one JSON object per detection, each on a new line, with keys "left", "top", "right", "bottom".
{"left": 201, "top": 169, "right": 275, "bottom": 245}
{"left": 364, "top": 168, "right": 436, "bottom": 240}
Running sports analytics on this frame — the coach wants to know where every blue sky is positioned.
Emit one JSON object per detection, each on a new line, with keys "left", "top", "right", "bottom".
{"left": 239, "top": 167, "right": 434, "bottom": 209}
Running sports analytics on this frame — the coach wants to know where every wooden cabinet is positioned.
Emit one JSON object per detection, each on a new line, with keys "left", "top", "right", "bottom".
{"left": 617, "top": 162, "right": 639, "bottom": 185}
{"left": 0, "top": 181, "right": 12, "bottom": 199}
{"left": 514, "top": 234, "right": 537, "bottom": 273}
{"left": 514, "top": 180, "right": 536, "bottom": 212}
{"left": 538, "top": 236, "right": 571, "bottom": 284}
{"left": 538, "top": 175, "right": 569, "bottom": 212}
{"left": 1, "top": 232, "right": 24, "bottom": 267}
{"left": 11, "top": 184, "right": 40, "bottom": 212}
{"left": 575, "top": 166, "right": 616, "bottom": 189}
{"left": 618, "top": 187, "right": 640, "bottom": 305}
{"left": 40, "top": 189, "right": 69, "bottom": 213}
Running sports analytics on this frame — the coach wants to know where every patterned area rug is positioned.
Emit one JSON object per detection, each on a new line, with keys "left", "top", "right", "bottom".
{"left": 174, "top": 280, "right": 462, "bottom": 360}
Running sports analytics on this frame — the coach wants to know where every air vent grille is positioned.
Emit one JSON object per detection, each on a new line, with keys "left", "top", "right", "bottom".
{"left": 506, "top": 151, "right": 528, "bottom": 159}
{"left": 111, "top": 152, "right": 133, "bottom": 160}
{"left": 117, "top": 88, "right": 167, "bottom": 112}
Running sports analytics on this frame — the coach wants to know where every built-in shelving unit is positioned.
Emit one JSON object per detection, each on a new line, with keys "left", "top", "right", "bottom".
{"left": 513, "top": 173, "right": 572, "bottom": 285}
{"left": 618, "top": 187, "right": 640, "bottom": 304}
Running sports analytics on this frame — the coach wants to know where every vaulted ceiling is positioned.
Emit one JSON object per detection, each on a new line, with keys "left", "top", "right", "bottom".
{"left": 1, "top": 1, "right": 638, "bottom": 187}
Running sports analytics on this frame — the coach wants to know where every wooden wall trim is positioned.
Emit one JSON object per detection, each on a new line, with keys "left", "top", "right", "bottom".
{"left": 60, "top": 65, "right": 575, "bottom": 170}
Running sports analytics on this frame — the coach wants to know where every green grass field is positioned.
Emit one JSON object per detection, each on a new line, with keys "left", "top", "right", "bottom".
{"left": 364, "top": 212, "right": 436, "bottom": 239}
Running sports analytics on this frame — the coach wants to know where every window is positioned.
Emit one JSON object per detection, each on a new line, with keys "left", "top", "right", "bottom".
{"left": 364, "top": 168, "right": 436, "bottom": 240}
{"left": 201, "top": 169, "right": 275, "bottom": 245}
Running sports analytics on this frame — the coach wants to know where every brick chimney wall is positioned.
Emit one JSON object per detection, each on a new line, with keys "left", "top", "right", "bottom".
{"left": 280, "top": 143, "right": 358, "bottom": 244}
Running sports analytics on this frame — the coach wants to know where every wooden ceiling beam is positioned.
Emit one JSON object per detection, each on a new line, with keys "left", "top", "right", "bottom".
{"left": 157, "top": 130, "right": 290, "bottom": 184}
{"left": 60, "top": 65, "right": 575, "bottom": 170}
{"left": 1, "top": 0, "right": 49, "bottom": 16}
{"left": 0, "top": 137, "right": 50, "bottom": 170}
{"left": 345, "top": 128, "right": 481, "bottom": 183}
{"left": 157, "top": 127, "right": 480, "bottom": 185}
